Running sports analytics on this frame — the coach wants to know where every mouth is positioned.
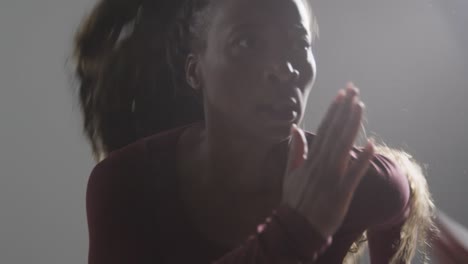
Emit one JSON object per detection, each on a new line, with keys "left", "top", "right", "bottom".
{"left": 257, "top": 98, "right": 299, "bottom": 124}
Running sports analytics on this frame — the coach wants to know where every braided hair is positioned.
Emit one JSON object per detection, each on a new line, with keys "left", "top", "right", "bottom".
{"left": 73, "top": 0, "right": 213, "bottom": 160}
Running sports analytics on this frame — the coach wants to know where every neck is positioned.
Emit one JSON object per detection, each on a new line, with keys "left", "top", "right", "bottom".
{"left": 198, "top": 117, "right": 288, "bottom": 197}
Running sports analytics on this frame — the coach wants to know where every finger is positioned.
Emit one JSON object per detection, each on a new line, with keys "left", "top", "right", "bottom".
{"left": 315, "top": 85, "right": 358, "bottom": 166}
{"left": 327, "top": 85, "right": 359, "bottom": 146}
{"left": 340, "top": 139, "right": 375, "bottom": 195}
{"left": 311, "top": 89, "right": 346, "bottom": 152}
{"left": 285, "top": 124, "right": 308, "bottom": 175}
{"left": 332, "top": 97, "right": 365, "bottom": 173}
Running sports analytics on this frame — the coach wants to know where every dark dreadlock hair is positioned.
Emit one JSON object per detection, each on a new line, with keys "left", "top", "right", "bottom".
{"left": 73, "top": 0, "right": 214, "bottom": 160}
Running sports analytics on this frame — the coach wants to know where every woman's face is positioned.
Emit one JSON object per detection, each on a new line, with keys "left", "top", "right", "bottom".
{"left": 192, "top": 0, "right": 316, "bottom": 142}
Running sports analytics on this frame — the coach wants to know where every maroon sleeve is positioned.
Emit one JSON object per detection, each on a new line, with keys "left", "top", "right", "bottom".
{"left": 87, "top": 161, "right": 139, "bottom": 264}
{"left": 214, "top": 206, "right": 332, "bottom": 264}
{"left": 86, "top": 142, "right": 158, "bottom": 264}
{"left": 365, "top": 154, "right": 411, "bottom": 264}
{"left": 367, "top": 219, "right": 407, "bottom": 264}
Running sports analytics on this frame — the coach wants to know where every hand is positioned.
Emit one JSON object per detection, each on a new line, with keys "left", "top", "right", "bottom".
{"left": 281, "top": 83, "right": 375, "bottom": 237}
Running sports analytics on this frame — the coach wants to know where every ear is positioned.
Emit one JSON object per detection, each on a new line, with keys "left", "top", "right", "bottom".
{"left": 185, "top": 54, "right": 202, "bottom": 91}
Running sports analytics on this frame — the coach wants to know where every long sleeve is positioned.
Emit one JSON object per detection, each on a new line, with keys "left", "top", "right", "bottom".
{"left": 86, "top": 139, "right": 167, "bottom": 264}
{"left": 214, "top": 206, "right": 332, "bottom": 264}
{"left": 365, "top": 154, "right": 412, "bottom": 264}
{"left": 367, "top": 218, "right": 407, "bottom": 264}
{"left": 86, "top": 154, "right": 152, "bottom": 264}
{"left": 310, "top": 151, "right": 412, "bottom": 264}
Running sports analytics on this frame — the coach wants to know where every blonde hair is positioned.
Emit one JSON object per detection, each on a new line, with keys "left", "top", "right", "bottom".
{"left": 343, "top": 145, "right": 438, "bottom": 264}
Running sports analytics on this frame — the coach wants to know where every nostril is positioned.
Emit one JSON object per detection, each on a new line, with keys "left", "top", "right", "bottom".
{"left": 266, "top": 72, "right": 280, "bottom": 84}
{"left": 267, "top": 69, "right": 299, "bottom": 84}
{"left": 264, "top": 62, "right": 300, "bottom": 84}
{"left": 290, "top": 69, "right": 300, "bottom": 81}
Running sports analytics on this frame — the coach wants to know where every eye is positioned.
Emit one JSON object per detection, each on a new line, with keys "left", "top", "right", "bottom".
{"left": 292, "top": 38, "right": 311, "bottom": 51}
{"left": 238, "top": 38, "right": 250, "bottom": 48}
{"left": 233, "top": 35, "right": 258, "bottom": 49}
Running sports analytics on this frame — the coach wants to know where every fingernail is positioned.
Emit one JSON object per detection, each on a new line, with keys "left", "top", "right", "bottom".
{"left": 346, "top": 82, "right": 360, "bottom": 95}
{"left": 335, "top": 89, "right": 346, "bottom": 102}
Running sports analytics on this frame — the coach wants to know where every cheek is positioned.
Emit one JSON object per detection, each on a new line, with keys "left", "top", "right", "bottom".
{"left": 202, "top": 50, "right": 263, "bottom": 108}
{"left": 298, "top": 51, "right": 316, "bottom": 90}
{"left": 200, "top": 45, "right": 316, "bottom": 116}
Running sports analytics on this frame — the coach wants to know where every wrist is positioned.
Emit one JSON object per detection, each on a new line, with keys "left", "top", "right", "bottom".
{"left": 273, "top": 205, "right": 333, "bottom": 261}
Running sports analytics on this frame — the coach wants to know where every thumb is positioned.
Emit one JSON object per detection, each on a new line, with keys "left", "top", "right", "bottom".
{"left": 285, "top": 124, "right": 308, "bottom": 174}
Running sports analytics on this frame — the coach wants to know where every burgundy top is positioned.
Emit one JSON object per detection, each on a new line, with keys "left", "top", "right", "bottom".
{"left": 86, "top": 124, "right": 411, "bottom": 264}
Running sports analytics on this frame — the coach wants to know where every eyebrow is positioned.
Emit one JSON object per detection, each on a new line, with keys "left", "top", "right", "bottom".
{"left": 227, "top": 23, "right": 310, "bottom": 37}
{"left": 227, "top": 23, "right": 264, "bottom": 34}
{"left": 291, "top": 24, "right": 309, "bottom": 34}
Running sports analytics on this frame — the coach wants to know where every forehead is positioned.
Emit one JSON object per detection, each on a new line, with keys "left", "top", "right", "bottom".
{"left": 211, "top": 0, "right": 311, "bottom": 32}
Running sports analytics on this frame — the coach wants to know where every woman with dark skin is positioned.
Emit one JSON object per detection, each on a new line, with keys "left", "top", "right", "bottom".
{"left": 75, "top": 0, "right": 435, "bottom": 263}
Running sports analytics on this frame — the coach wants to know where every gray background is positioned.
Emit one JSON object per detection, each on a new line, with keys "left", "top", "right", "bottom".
{"left": 0, "top": 0, "right": 466, "bottom": 263}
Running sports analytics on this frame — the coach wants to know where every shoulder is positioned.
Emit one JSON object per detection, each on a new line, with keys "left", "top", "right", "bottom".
{"left": 349, "top": 147, "right": 411, "bottom": 229}
{"left": 86, "top": 124, "right": 191, "bottom": 213}
{"left": 89, "top": 124, "right": 190, "bottom": 182}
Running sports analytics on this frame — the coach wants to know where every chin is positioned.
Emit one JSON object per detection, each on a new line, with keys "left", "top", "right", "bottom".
{"left": 252, "top": 121, "right": 294, "bottom": 144}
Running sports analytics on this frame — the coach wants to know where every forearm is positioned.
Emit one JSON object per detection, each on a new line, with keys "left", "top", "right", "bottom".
{"left": 214, "top": 206, "right": 332, "bottom": 264}
{"left": 367, "top": 204, "right": 411, "bottom": 264}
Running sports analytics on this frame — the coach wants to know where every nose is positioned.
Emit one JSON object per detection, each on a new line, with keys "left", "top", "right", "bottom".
{"left": 264, "top": 61, "right": 300, "bottom": 85}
